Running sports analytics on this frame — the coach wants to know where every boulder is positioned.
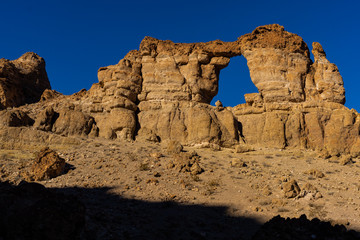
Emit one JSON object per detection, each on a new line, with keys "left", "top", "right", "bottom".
{"left": 95, "top": 108, "right": 136, "bottom": 140}
{"left": 33, "top": 107, "right": 58, "bottom": 131}
{"left": 28, "top": 147, "right": 66, "bottom": 181}
{"left": 52, "top": 109, "right": 96, "bottom": 137}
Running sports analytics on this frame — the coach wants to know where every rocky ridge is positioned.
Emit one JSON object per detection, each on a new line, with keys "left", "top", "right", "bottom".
{"left": 0, "top": 24, "right": 357, "bottom": 156}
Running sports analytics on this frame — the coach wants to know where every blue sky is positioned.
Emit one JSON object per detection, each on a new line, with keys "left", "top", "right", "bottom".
{"left": 1, "top": 0, "right": 359, "bottom": 109}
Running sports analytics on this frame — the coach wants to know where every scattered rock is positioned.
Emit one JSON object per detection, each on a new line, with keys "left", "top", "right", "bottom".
{"left": 318, "top": 150, "right": 332, "bottom": 159}
{"left": 235, "top": 144, "right": 253, "bottom": 153}
{"left": 146, "top": 178, "right": 159, "bottom": 185}
{"left": 340, "top": 155, "right": 354, "bottom": 165}
{"left": 167, "top": 140, "right": 183, "bottom": 154}
{"left": 150, "top": 152, "right": 163, "bottom": 159}
{"left": 169, "top": 152, "right": 204, "bottom": 175}
{"left": 231, "top": 158, "right": 247, "bottom": 168}
{"left": 304, "top": 169, "right": 325, "bottom": 178}
{"left": 297, "top": 183, "right": 322, "bottom": 200}
{"left": 190, "top": 162, "right": 203, "bottom": 175}
{"left": 262, "top": 185, "right": 272, "bottom": 196}
{"left": 282, "top": 179, "right": 301, "bottom": 198}
{"left": 210, "top": 143, "right": 221, "bottom": 151}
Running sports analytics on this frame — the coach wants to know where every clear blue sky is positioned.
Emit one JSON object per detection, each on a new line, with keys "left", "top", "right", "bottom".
{"left": 1, "top": 0, "right": 359, "bottom": 109}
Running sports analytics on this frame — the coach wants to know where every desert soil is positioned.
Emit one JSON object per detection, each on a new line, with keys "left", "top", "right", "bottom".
{"left": 1, "top": 137, "right": 360, "bottom": 239}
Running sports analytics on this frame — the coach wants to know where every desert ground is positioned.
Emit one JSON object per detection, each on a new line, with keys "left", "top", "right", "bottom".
{"left": 1, "top": 137, "right": 360, "bottom": 239}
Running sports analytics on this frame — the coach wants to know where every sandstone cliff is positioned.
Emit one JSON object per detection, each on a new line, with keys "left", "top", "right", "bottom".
{"left": 0, "top": 24, "right": 357, "bottom": 156}
{"left": 0, "top": 52, "right": 50, "bottom": 109}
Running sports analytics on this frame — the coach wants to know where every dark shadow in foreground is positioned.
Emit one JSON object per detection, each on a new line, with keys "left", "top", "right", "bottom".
{"left": 0, "top": 181, "right": 359, "bottom": 240}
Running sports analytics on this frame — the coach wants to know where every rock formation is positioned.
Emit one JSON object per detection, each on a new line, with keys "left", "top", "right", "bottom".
{"left": 0, "top": 24, "right": 358, "bottom": 156}
{"left": 0, "top": 52, "right": 50, "bottom": 109}
{"left": 27, "top": 147, "right": 66, "bottom": 181}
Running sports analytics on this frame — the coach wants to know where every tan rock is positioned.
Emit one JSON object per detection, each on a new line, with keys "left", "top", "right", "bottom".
{"left": 283, "top": 179, "right": 301, "bottom": 198}
{"left": 169, "top": 152, "right": 203, "bottom": 175}
{"left": 230, "top": 158, "right": 247, "bottom": 168}
{"left": 95, "top": 108, "right": 136, "bottom": 140}
{"left": 307, "top": 42, "right": 345, "bottom": 104}
{"left": 33, "top": 107, "right": 57, "bottom": 131}
{"left": 167, "top": 140, "right": 183, "bottom": 154}
{"left": 0, "top": 52, "right": 50, "bottom": 109}
{"left": 52, "top": 109, "right": 96, "bottom": 137}
{"left": 0, "top": 109, "right": 34, "bottom": 127}
{"left": 138, "top": 102, "right": 238, "bottom": 147}
{"left": 29, "top": 147, "right": 66, "bottom": 181}
{"left": 0, "top": 24, "right": 357, "bottom": 156}
{"left": 40, "top": 89, "right": 62, "bottom": 101}
{"left": 240, "top": 24, "right": 310, "bottom": 103}
{"left": 304, "top": 169, "right": 325, "bottom": 178}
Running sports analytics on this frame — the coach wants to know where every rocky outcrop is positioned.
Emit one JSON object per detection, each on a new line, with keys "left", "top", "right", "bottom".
{"left": 0, "top": 109, "right": 34, "bottom": 127}
{"left": 136, "top": 37, "right": 241, "bottom": 145}
{"left": 240, "top": 24, "right": 311, "bottom": 103}
{"left": 1, "top": 24, "right": 358, "bottom": 156}
{"left": 0, "top": 52, "right": 50, "bottom": 109}
{"left": 52, "top": 109, "right": 96, "bottom": 137}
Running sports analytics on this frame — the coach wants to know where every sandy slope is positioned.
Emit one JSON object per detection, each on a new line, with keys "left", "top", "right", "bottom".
{"left": 1, "top": 137, "right": 360, "bottom": 239}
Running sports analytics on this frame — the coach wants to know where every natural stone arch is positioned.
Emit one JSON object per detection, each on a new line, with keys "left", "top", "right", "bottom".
{"left": 211, "top": 55, "right": 258, "bottom": 107}
{"left": 81, "top": 24, "right": 351, "bottom": 155}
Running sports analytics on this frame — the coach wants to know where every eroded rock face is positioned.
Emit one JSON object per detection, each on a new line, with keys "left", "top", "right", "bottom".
{"left": 0, "top": 52, "right": 50, "bottom": 109}
{"left": 240, "top": 24, "right": 311, "bottom": 103}
{"left": 136, "top": 38, "right": 241, "bottom": 145}
{"left": 1, "top": 24, "right": 357, "bottom": 156}
{"left": 0, "top": 109, "right": 34, "bottom": 128}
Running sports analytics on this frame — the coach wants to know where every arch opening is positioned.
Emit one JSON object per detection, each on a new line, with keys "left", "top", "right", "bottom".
{"left": 211, "top": 55, "right": 258, "bottom": 107}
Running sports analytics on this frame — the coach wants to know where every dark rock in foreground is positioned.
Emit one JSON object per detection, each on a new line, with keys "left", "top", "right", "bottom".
{"left": 252, "top": 214, "right": 360, "bottom": 240}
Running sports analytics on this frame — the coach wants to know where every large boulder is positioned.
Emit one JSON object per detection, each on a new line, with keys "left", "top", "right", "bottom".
{"left": 28, "top": 147, "right": 66, "bottom": 181}
{"left": 52, "top": 109, "right": 96, "bottom": 137}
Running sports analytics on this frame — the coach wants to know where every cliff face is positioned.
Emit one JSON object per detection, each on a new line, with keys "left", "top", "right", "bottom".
{"left": 0, "top": 52, "right": 50, "bottom": 109}
{"left": 1, "top": 24, "right": 356, "bottom": 156}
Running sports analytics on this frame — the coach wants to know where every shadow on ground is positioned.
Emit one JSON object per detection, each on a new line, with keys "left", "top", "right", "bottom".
{"left": 58, "top": 186, "right": 262, "bottom": 240}
{"left": 1, "top": 181, "right": 359, "bottom": 240}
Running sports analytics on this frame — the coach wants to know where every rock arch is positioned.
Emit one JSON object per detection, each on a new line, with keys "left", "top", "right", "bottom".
{"left": 60, "top": 24, "right": 355, "bottom": 155}
{"left": 211, "top": 55, "right": 257, "bottom": 107}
